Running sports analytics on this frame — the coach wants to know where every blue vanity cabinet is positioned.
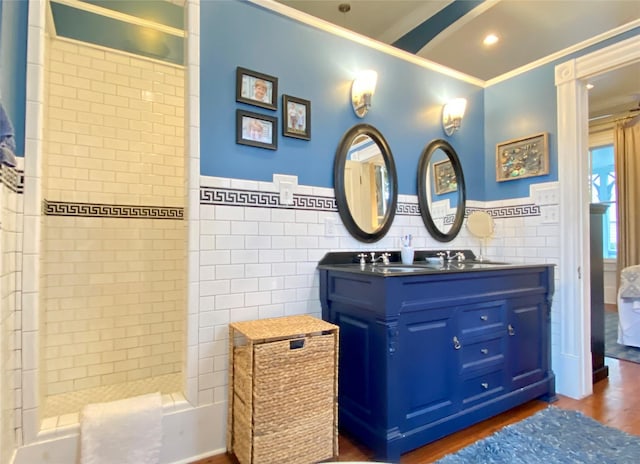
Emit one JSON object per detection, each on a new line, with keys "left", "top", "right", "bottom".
{"left": 397, "top": 307, "right": 460, "bottom": 429}
{"left": 456, "top": 299, "right": 509, "bottom": 409}
{"left": 507, "top": 295, "right": 549, "bottom": 390}
{"left": 318, "top": 261, "right": 555, "bottom": 462}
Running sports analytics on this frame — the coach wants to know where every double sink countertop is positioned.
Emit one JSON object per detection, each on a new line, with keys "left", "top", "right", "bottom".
{"left": 317, "top": 250, "right": 551, "bottom": 276}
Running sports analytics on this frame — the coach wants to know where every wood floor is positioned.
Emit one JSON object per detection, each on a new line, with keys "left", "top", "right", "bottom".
{"left": 194, "top": 357, "right": 640, "bottom": 463}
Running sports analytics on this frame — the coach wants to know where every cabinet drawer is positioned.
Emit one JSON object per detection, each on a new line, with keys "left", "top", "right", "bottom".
{"left": 460, "top": 334, "right": 505, "bottom": 373}
{"left": 459, "top": 301, "right": 506, "bottom": 337}
{"left": 461, "top": 369, "right": 506, "bottom": 407}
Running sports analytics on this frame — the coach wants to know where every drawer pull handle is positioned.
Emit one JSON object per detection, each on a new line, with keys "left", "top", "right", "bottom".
{"left": 481, "top": 348, "right": 489, "bottom": 355}
{"left": 481, "top": 382, "right": 489, "bottom": 389}
{"left": 480, "top": 315, "right": 488, "bottom": 321}
{"left": 508, "top": 324, "right": 516, "bottom": 336}
{"left": 453, "top": 336, "right": 461, "bottom": 350}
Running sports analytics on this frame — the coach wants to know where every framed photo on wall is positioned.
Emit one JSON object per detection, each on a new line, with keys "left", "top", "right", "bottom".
{"left": 433, "top": 159, "right": 457, "bottom": 195}
{"left": 282, "top": 95, "right": 311, "bottom": 140}
{"left": 496, "top": 132, "right": 549, "bottom": 182}
{"left": 236, "top": 110, "right": 277, "bottom": 150}
{"left": 236, "top": 67, "right": 278, "bottom": 110}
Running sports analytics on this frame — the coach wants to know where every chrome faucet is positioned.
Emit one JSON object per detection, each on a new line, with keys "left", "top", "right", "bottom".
{"left": 439, "top": 250, "right": 466, "bottom": 263}
{"left": 370, "top": 252, "right": 391, "bottom": 265}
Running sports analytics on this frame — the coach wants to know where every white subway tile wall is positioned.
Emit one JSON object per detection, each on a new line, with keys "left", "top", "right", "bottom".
{"left": 195, "top": 177, "right": 560, "bottom": 406}
{"left": 45, "top": 39, "right": 185, "bottom": 207}
{"left": 0, "top": 166, "right": 23, "bottom": 463}
{"left": 41, "top": 38, "right": 186, "bottom": 407}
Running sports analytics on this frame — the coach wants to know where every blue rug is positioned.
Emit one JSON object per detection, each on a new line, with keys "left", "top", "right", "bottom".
{"left": 435, "top": 407, "right": 640, "bottom": 463}
{"left": 605, "top": 311, "right": 640, "bottom": 363}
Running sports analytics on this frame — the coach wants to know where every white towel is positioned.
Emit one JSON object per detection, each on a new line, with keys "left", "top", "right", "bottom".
{"left": 80, "top": 392, "right": 162, "bottom": 464}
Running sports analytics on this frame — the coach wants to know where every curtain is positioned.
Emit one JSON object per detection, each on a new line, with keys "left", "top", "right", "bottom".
{"left": 614, "top": 115, "right": 640, "bottom": 278}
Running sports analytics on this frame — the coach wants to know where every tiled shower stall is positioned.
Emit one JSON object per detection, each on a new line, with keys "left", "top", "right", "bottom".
{"left": 11, "top": 2, "right": 198, "bottom": 454}
{"left": 40, "top": 37, "right": 186, "bottom": 419}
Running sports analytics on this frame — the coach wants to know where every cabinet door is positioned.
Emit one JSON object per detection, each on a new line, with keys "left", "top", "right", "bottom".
{"left": 397, "top": 308, "right": 459, "bottom": 429}
{"left": 507, "top": 296, "right": 545, "bottom": 390}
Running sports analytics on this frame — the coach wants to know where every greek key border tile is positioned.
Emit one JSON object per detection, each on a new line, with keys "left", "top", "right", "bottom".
{"left": 0, "top": 165, "right": 24, "bottom": 194}
{"left": 200, "top": 187, "right": 338, "bottom": 211}
{"left": 199, "top": 186, "right": 541, "bottom": 219}
{"left": 467, "top": 204, "right": 540, "bottom": 218}
{"left": 43, "top": 200, "right": 184, "bottom": 219}
{"left": 0, "top": 171, "right": 541, "bottom": 221}
{"left": 396, "top": 202, "right": 420, "bottom": 216}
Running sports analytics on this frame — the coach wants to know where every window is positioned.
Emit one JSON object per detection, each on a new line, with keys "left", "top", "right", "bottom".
{"left": 589, "top": 144, "right": 617, "bottom": 259}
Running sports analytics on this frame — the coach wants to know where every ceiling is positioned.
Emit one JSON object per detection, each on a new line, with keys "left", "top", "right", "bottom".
{"left": 48, "top": 1, "right": 639, "bottom": 119}
{"left": 276, "top": 0, "right": 640, "bottom": 119}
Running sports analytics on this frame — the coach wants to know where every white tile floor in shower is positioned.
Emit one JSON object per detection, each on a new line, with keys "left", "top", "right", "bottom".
{"left": 43, "top": 372, "right": 182, "bottom": 418}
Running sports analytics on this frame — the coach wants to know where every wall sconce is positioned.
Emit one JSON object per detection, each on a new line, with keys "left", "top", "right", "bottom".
{"left": 351, "top": 70, "right": 378, "bottom": 118}
{"left": 442, "top": 98, "right": 467, "bottom": 136}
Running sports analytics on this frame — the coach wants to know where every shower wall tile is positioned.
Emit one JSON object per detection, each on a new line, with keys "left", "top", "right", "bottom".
{"left": 41, "top": 38, "right": 186, "bottom": 399}
{"left": 1, "top": 171, "right": 25, "bottom": 454}
{"left": 45, "top": 39, "right": 185, "bottom": 207}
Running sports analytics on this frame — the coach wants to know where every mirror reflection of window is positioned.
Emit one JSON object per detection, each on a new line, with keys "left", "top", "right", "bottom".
{"left": 374, "top": 164, "right": 389, "bottom": 222}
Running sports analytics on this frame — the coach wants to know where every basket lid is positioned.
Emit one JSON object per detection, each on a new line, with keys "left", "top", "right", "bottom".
{"left": 230, "top": 315, "right": 337, "bottom": 340}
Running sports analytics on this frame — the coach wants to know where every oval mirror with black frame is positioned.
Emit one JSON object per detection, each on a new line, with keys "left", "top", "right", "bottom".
{"left": 334, "top": 124, "right": 398, "bottom": 243}
{"left": 417, "top": 139, "right": 466, "bottom": 242}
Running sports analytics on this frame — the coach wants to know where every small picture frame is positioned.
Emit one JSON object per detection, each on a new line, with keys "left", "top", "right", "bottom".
{"left": 282, "top": 95, "right": 311, "bottom": 140}
{"left": 236, "top": 67, "right": 278, "bottom": 110}
{"left": 236, "top": 110, "right": 277, "bottom": 150}
{"left": 496, "top": 132, "right": 549, "bottom": 182}
{"left": 433, "top": 159, "right": 457, "bottom": 195}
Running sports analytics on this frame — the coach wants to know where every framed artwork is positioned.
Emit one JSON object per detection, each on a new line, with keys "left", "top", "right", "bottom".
{"left": 282, "top": 95, "right": 311, "bottom": 140}
{"left": 496, "top": 132, "right": 549, "bottom": 182}
{"left": 236, "top": 110, "right": 277, "bottom": 150}
{"left": 236, "top": 67, "right": 278, "bottom": 110}
{"left": 433, "top": 159, "right": 457, "bottom": 194}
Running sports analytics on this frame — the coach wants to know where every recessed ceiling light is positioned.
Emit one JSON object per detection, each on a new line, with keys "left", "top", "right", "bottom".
{"left": 483, "top": 34, "right": 499, "bottom": 46}
{"left": 586, "top": 83, "right": 595, "bottom": 90}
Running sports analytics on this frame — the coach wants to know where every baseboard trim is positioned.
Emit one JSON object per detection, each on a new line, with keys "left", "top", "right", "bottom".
{"left": 12, "top": 402, "right": 227, "bottom": 464}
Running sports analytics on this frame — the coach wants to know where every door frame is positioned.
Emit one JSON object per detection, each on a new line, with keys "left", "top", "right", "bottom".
{"left": 555, "top": 34, "right": 640, "bottom": 399}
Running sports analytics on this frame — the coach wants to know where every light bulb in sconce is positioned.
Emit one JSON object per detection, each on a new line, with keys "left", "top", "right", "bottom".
{"left": 351, "top": 70, "right": 378, "bottom": 118}
{"left": 442, "top": 98, "right": 467, "bottom": 136}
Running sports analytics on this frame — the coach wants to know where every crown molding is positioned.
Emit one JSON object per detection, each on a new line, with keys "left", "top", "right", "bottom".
{"left": 250, "top": 1, "right": 639, "bottom": 90}
{"left": 247, "top": 0, "right": 485, "bottom": 88}
{"left": 487, "top": 19, "right": 640, "bottom": 87}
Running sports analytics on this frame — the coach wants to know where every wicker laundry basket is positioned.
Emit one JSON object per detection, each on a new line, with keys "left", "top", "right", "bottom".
{"left": 227, "top": 315, "right": 339, "bottom": 464}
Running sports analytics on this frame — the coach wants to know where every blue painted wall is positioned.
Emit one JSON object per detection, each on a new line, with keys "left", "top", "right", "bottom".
{"left": 0, "top": 0, "right": 28, "bottom": 157}
{"left": 484, "top": 66, "right": 557, "bottom": 200}
{"left": 2, "top": 0, "right": 635, "bottom": 202}
{"left": 199, "top": 1, "right": 485, "bottom": 198}
{"left": 484, "top": 27, "right": 640, "bottom": 201}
